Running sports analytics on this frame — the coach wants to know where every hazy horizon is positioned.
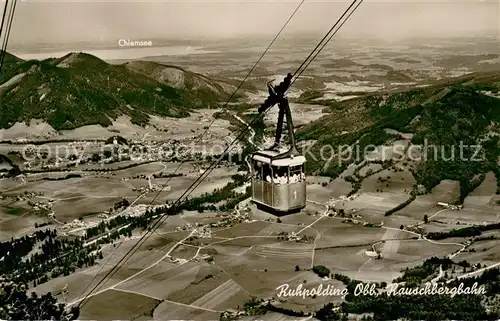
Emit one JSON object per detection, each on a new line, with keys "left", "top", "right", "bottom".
{"left": 5, "top": 0, "right": 499, "bottom": 51}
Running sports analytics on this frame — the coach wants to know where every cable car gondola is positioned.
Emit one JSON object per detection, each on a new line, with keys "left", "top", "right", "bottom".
{"left": 251, "top": 73, "right": 306, "bottom": 214}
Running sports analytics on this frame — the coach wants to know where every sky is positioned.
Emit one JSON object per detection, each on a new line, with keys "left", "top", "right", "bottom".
{"left": 5, "top": 0, "right": 500, "bottom": 48}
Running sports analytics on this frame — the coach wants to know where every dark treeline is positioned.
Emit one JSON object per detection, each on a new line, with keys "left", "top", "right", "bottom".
{"left": 313, "top": 267, "right": 500, "bottom": 321}
{"left": 171, "top": 173, "right": 248, "bottom": 213}
{"left": 448, "top": 267, "right": 500, "bottom": 296}
{"left": 315, "top": 303, "right": 347, "bottom": 321}
{"left": 41, "top": 173, "right": 82, "bottom": 181}
{"left": 266, "top": 304, "right": 306, "bottom": 317}
{"left": 152, "top": 172, "right": 183, "bottom": 178}
{"left": 342, "top": 292, "right": 491, "bottom": 321}
{"left": 427, "top": 222, "right": 500, "bottom": 240}
{"left": 321, "top": 269, "right": 500, "bottom": 321}
{"left": 85, "top": 214, "right": 135, "bottom": 239}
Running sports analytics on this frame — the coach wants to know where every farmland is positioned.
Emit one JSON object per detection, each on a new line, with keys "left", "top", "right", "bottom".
{"left": 1, "top": 35, "right": 500, "bottom": 321}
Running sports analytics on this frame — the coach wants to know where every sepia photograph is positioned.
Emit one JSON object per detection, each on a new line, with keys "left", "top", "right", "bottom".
{"left": 0, "top": 0, "right": 499, "bottom": 320}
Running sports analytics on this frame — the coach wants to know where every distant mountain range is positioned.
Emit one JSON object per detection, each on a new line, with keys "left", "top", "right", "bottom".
{"left": 0, "top": 52, "right": 236, "bottom": 130}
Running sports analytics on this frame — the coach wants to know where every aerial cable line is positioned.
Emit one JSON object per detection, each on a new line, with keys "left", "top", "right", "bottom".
{"left": 79, "top": 0, "right": 363, "bottom": 308}
{"left": 48, "top": 0, "right": 305, "bottom": 300}
{"left": 0, "top": 0, "right": 12, "bottom": 74}
{"left": 62, "top": 2, "right": 360, "bottom": 300}
{"left": 78, "top": 102, "right": 270, "bottom": 307}
{"left": 0, "top": 0, "right": 16, "bottom": 74}
{"left": 158, "top": 0, "right": 364, "bottom": 219}
{"left": 77, "top": 0, "right": 306, "bottom": 305}
{"left": 73, "top": 239, "right": 125, "bottom": 305}
{"left": 0, "top": 0, "right": 9, "bottom": 54}
{"left": 76, "top": 0, "right": 305, "bottom": 307}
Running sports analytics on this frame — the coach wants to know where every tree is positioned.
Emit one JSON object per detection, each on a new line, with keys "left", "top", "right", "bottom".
{"left": 400, "top": 225, "right": 404, "bottom": 230}
{"left": 424, "top": 214, "right": 429, "bottom": 224}
{"left": 295, "top": 265, "right": 300, "bottom": 272}
{"left": 312, "top": 265, "right": 330, "bottom": 278}
{"left": 7, "top": 165, "right": 21, "bottom": 177}
{"left": 276, "top": 218, "right": 282, "bottom": 223}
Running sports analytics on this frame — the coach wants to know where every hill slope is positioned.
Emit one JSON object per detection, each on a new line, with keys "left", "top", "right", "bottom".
{"left": 124, "top": 60, "right": 237, "bottom": 103}
{"left": 0, "top": 52, "right": 229, "bottom": 130}
{"left": 298, "top": 71, "right": 500, "bottom": 202}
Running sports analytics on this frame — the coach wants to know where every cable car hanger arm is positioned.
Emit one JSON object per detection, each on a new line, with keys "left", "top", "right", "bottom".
{"left": 257, "top": 73, "right": 298, "bottom": 159}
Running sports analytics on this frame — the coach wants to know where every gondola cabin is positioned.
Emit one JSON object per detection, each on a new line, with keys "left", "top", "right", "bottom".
{"left": 251, "top": 150, "right": 306, "bottom": 213}
{"left": 250, "top": 72, "right": 306, "bottom": 214}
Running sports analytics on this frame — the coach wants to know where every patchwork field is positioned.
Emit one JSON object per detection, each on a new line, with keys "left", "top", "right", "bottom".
{"left": 1, "top": 35, "right": 500, "bottom": 321}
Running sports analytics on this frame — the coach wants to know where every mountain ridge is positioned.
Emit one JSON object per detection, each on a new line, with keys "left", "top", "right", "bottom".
{"left": 0, "top": 51, "right": 231, "bottom": 130}
{"left": 297, "top": 70, "right": 500, "bottom": 203}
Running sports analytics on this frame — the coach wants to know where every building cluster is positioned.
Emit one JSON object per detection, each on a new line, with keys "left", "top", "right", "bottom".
{"left": 191, "top": 226, "right": 213, "bottom": 238}
{"left": 32, "top": 201, "right": 51, "bottom": 212}
{"left": 60, "top": 204, "right": 166, "bottom": 236}
{"left": 20, "top": 141, "right": 102, "bottom": 169}
{"left": 3, "top": 191, "right": 40, "bottom": 203}
{"left": 337, "top": 209, "right": 362, "bottom": 219}
{"left": 174, "top": 208, "right": 249, "bottom": 232}
{"left": 175, "top": 223, "right": 196, "bottom": 232}
{"left": 122, "top": 204, "right": 167, "bottom": 217}
{"left": 62, "top": 219, "right": 86, "bottom": 230}
{"left": 276, "top": 231, "right": 314, "bottom": 243}
{"left": 342, "top": 217, "right": 383, "bottom": 227}
{"left": 405, "top": 225, "right": 424, "bottom": 234}
{"left": 132, "top": 184, "right": 171, "bottom": 193}
{"left": 168, "top": 257, "right": 188, "bottom": 264}
{"left": 437, "top": 202, "right": 463, "bottom": 211}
